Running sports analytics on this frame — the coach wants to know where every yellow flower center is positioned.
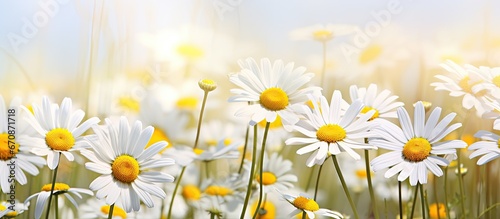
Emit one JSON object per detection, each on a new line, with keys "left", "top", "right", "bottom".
{"left": 117, "top": 96, "right": 140, "bottom": 112}
{"left": 292, "top": 196, "right": 319, "bottom": 212}
{"left": 402, "top": 138, "right": 431, "bottom": 162}
{"left": 193, "top": 148, "right": 204, "bottom": 155}
{"left": 182, "top": 184, "right": 201, "bottom": 201}
{"left": 316, "top": 124, "right": 346, "bottom": 143}
{"left": 101, "top": 205, "right": 127, "bottom": 218}
{"left": 252, "top": 200, "right": 276, "bottom": 219}
{"left": 45, "top": 128, "right": 75, "bottom": 151}
{"left": 359, "top": 44, "right": 382, "bottom": 64}
{"left": 461, "top": 134, "right": 475, "bottom": 146}
{"left": 255, "top": 172, "right": 277, "bottom": 185}
{"left": 360, "top": 106, "right": 379, "bottom": 121}
{"left": 0, "top": 133, "right": 19, "bottom": 160}
{"left": 355, "top": 169, "right": 370, "bottom": 179}
{"left": 41, "top": 183, "right": 70, "bottom": 192}
{"left": 146, "top": 126, "right": 172, "bottom": 153}
{"left": 0, "top": 203, "right": 18, "bottom": 217}
{"left": 458, "top": 76, "right": 486, "bottom": 95}
{"left": 259, "top": 87, "right": 289, "bottom": 111}
{"left": 111, "top": 155, "right": 140, "bottom": 183}
{"left": 312, "top": 29, "right": 333, "bottom": 41}
{"left": 176, "top": 96, "right": 198, "bottom": 110}
{"left": 204, "top": 185, "right": 233, "bottom": 196}
{"left": 206, "top": 138, "right": 232, "bottom": 146}
{"left": 177, "top": 44, "right": 204, "bottom": 59}
{"left": 258, "top": 115, "right": 283, "bottom": 129}
{"left": 492, "top": 76, "right": 500, "bottom": 88}
{"left": 429, "top": 203, "right": 446, "bottom": 219}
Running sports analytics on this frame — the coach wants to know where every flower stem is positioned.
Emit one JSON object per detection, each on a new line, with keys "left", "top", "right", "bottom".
{"left": 302, "top": 211, "right": 307, "bottom": 219}
{"left": 410, "top": 183, "right": 419, "bottom": 219}
{"left": 314, "top": 163, "right": 325, "bottom": 201}
{"left": 240, "top": 125, "right": 258, "bottom": 219}
{"left": 45, "top": 154, "right": 60, "bottom": 219}
{"left": 444, "top": 167, "right": 451, "bottom": 219}
{"left": 55, "top": 195, "right": 59, "bottom": 219}
{"left": 420, "top": 183, "right": 426, "bottom": 219}
{"left": 193, "top": 91, "right": 209, "bottom": 149}
{"left": 252, "top": 122, "right": 270, "bottom": 219}
{"left": 166, "top": 167, "right": 186, "bottom": 219}
{"left": 398, "top": 181, "right": 403, "bottom": 219}
{"left": 107, "top": 203, "right": 115, "bottom": 219}
{"left": 456, "top": 149, "right": 467, "bottom": 218}
{"left": 331, "top": 156, "right": 359, "bottom": 219}
{"left": 364, "top": 149, "right": 380, "bottom": 219}
{"left": 238, "top": 125, "right": 250, "bottom": 174}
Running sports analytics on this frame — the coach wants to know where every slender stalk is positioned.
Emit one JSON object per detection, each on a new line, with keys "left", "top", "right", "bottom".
{"left": 45, "top": 154, "right": 60, "bottom": 219}
{"left": 205, "top": 161, "right": 210, "bottom": 179}
{"left": 305, "top": 166, "right": 316, "bottom": 192}
{"left": 210, "top": 212, "right": 216, "bottom": 219}
{"left": 238, "top": 125, "right": 250, "bottom": 174}
{"left": 478, "top": 203, "right": 500, "bottom": 218}
{"left": 410, "top": 184, "right": 419, "bottom": 219}
{"left": 433, "top": 176, "right": 441, "bottom": 219}
{"left": 302, "top": 211, "right": 307, "bottom": 219}
{"left": 456, "top": 149, "right": 467, "bottom": 218}
{"left": 107, "top": 203, "right": 115, "bottom": 219}
{"left": 420, "top": 183, "right": 426, "bottom": 219}
{"left": 444, "top": 167, "right": 451, "bottom": 219}
{"left": 314, "top": 163, "right": 325, "bottom": 201}
{"left": 364, "top": 149, "right": 380, "bottom": 219}
{"left": 384, "top": 199, "right": 388, "bottom": 219}
{"left": 193, "top": 91, "right": 209, "bottom": 149}
{"left": 252, "top": 122, "right": 270, "bottom": 219}
{"left": 240, "top": 125, "right": 258, "bottom": 219}
{"left": 331, "top": 156, "right": 359, "bottom": 219}
{"left": 166, "top": 167, "right": 186, "bottom": 219}
{"left": 398, "top": 181, "right": 403, "bottom": 219}
{"left": 55, "top": 195, "right": 59, "bottom": 219}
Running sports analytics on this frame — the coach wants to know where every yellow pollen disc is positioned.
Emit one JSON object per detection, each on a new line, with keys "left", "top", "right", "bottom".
{"left": 251, "top": 200, "right": 276, "bottom": 219}
{"left": 312, "top": 29, "right": 333, "bottom": 41}
{"left": 45, "top": 128, "right": 75, "bottom": 151}
{"left": 292, "top": 196, "right": 319, "bottom": 212}
{"left": 429, "top": 203, "right": 446, "bottom": 219}
{"left": 493, "top": 76, "right": 500, "bottom": 88}
{"left": 177, "top": 44, "right": 204, "bottom": 59}
{"left": 259, "top": 115, "right": 282, "bottom": 129}
{"left": 458, "top": 76, "right": 484, "bottom": 94}
{"left": 146, "top": 127, "right": 172, "bottom": 153}
{"left": 41, "top": 183, "right": 70, "bottom": 192}
{"left": 176, "top": 96, "right": 198, "bottom": 110}
{"left": 461, "top": 134, "right": 475, "bottom": 146}
{"left": 0, "top": 133, "right": 19, "bottom": 160}
{"left": 255, "top": 172, "right": 277, "bottom": 185}
{"left": 6, "top": 211, "right": 18, "bottom": 217}
{"left": 355, "top": 169, "right": 370, "bottom": 179}
{"left": 193, "top": 148, "right": 204, "bottom": 155}
{"left": 101, "top": 205, "right": 127, "bottom": 218}
{"left": 117, "top": 96, "right": 140, "bottom": 112}
{"left": 182, "top": 184, "right": 201, "bottom": 201}
{"left": 111, "top": 155, "right": 140, "bottom": 183}
{"left": 402, "top": 138, "right": 431, "bottom": 162}
{"left": 316, "top": 124, "right": 346, "bottom": 143}
{"left": 204, "top": 185, "right": 233, "bottom": 196}
{"left": 360, "top": 106, "right": 379, "bottom": 121}
{"left": 359, "top": 44, "right": 382, "bottom": 64}
{"left": 259, "top": 87, "right": 289, "bottom": 111}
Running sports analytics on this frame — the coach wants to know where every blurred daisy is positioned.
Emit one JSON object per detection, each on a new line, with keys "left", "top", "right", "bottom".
{"left": 349, "top": 83, "right": 404, "bottom": 121}
{"left": 370, "top": 101, "right": 467, "bottom": 186}
{"left": 0, "top": 96, "right": 45, "bottom": 193}
{"left": 19, "top": 96, "right": 100, "bottom": 169}
{"left": 276, "top": 189, "right": 343, "bottom": 219}
{"left": 290, "top": 24, "right": 356, "bottom": 42}
{"left": 195, "top": 139, "right": 241, "bottom": 161}
{"left": 79, "top": 198, "right": 129, "bottom": 219}
{"left": 201, "top": 176, "right": 246, "bottom": 212}
{"left": 228, "top": 58, "right": 320, "bottom": 129}
{"left": 0, "top": 200, "right": 29, "bottom": 218}
{"left": 255, "top": 153, "right": 297, "bottom": 192}
{"left": 24, "top": 183, "right": 93, "bottom": 219}
{"left": 468, "top": 127, "right": 500, "bottom": 165}
{"left": 285, "top": 90, "right": 376, "bottom": 166}
{"left": 81, "top": 117, "right": 175, "bottom": 212}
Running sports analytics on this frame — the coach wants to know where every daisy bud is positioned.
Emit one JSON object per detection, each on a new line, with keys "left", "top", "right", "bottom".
{"left": 198, "top": 79, "right": 217, "bottom": 92}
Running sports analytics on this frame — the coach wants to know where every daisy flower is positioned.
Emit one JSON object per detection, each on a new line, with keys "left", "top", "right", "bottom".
{"left": 201, "top": 176, "right": 246, "bottom": 212}
{"left": 0, "top": 200, "right": 29, "bottom": 218}
{"left": 81, "top": 117, "right": 175, "bottom": 212}
{"left": 349, "top": 83, "right": 404, "bottom": 121}
{"left": 285, "top": 90, "right": 376, "bottom": 166}
{"left": 369, "top": 101, "right": 467, "bottom": 186}
{"left": 19, "top": 96, "right": 100, "bottom": 169}
{"left": 195, "top": 139, "right": 241, "bottom": 162}
{"left": 228, "top": 58, "right": 320, "bottom": 129}
{"left": 255, "top": 153, "right": 297, "bottom": 192}
{"left": 275, "top": 189, "right": 343, "bottom": 219}
{"left": 24, "top": 183, "right": 93, "bottom": 219}
{"left": 0, "top": 96, "right": 45, "bottom": 193}
{"left": 468, "top": 127, "right": 500, "bottom": 165}
{"left": 290, "top": 24, "right": 357, "bottom": 42}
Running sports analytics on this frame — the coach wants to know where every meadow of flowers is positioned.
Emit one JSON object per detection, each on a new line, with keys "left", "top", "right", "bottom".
{"left": 1, "top": 1, "right": 500, "bottom": 219}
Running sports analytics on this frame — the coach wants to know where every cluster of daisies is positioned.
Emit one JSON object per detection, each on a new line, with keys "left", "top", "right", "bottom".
{"left": 0, "top": 57, "right": 499, "bottom": 219}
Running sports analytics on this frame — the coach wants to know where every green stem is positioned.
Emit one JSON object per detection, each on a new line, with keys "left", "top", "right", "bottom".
{"left": 478, "top": 203, "right": 500, "bottom": 218}
{"left": 193, "top": 91, "right": 209, "bottom": 149}
{"left": 45, "top": 154, "right": 60, "bottom": 219}
{"left": 240, "top": 125, "right": 258, "bottom": 219}
{"left": 238, "top": 125, "right": 250, "bottom": 174}
{"left": 314, "top": 163, "right": 325, "bottom": 201}
{"left": 398, "top": 181, "right": 403, "bottom": 219}
{"left": 420, "top": 183, "right": 426, "bottom": 219}
{"left": 205, "top": 161, "right": 210, "bottom": 179}
{"left": 252, "top": 122, "right": 270, "bottom": 219}
{"left": 55, "top": 195, "right": 59, "bottom": 219}
{"left": 302, "top": 211, "right": 307, "bottom": 219}
{"left": 107, "top": 203, "right": 115, "bottom": 219}
{"left": 331, "top": 156, "right": 359, "bottom": 219}
{"left": 410, "top": 183, "right": 419, "bottom": 219}
{"left": 166, "top": 167, "right": 186, "bottom": 219}
{"left": 210, "top": 212, "right": 216, "bottom": 219}
{"left": 305, "top": 166, "right": 316, "bottom": 192}
{"left": 444, "top": 167, "right": 451, "bottom": 219}
{"left": 433, "top": 175, "right": 440, "bottom": 219}
{"left": 457, "top": 149, "right": 467, "bottom": 218}
{"left": 364, "top": 149, "right": 380, "bottom": 219}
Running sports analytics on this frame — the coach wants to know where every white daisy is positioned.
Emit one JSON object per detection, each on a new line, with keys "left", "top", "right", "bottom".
{"left": 81, "top": 117, "right": 175, "bottom": 212}
{"left": 255, "top": 153, "right": 297, "bottom": 192}
{"left": 195, "top": 139, "right": 241, "bottom": 162}
{"left": 24, "top": 183, "right": 93, "bottom": 219}
{"left": 0, "top": 200, "right": 29, "bottom": 218}
{"left": 369, "top": 101, "right": 467, "bottom": 186}
{"left": 18, "top": 96, "right": 100, "bottom": 169}
{"left": 349, "top": 83, "right": 404, "bottom": 121}
{"left": 275, "top": 189, "right": 343, "bottom": 219}
{"left": 228, "top": 58, "right": 320, "bottom": 130}
{"left": 285, "top": 90, "right": 376, "bottom": 167}
{"left": 0, "top": 96, "right": 45, "bottom": 193}
{"left": 290, "top": 24, "right": 357, "bottom": 42}
{"left": 468, "top": 127, "right": 500, "bottom": 165}
{"left": 200, "top": 176, "right": 246, "bottom": 212}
